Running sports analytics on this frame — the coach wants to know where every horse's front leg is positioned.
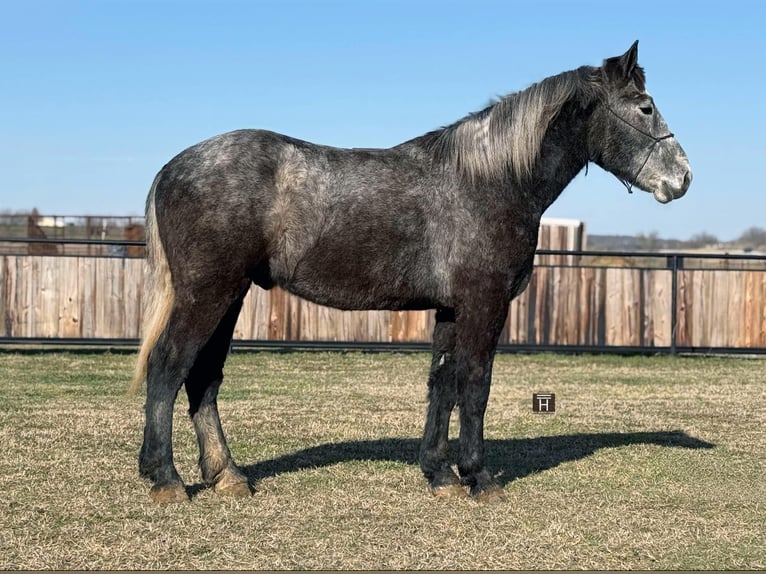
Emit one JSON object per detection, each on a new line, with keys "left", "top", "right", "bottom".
{"left": 454, "top": 290, "right": 509, "bottom": 500}
{"left": 419, "top": 307, "right": 465, "bottom": 497}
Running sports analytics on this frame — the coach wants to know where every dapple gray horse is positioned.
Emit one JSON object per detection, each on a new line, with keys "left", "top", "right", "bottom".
{"left": 132, "top": 41, "right": 691, "bottom": 503}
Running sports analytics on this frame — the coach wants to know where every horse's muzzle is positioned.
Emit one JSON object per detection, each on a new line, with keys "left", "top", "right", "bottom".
{"left": 654, "top": 168, "right": 692, "bottom": 204}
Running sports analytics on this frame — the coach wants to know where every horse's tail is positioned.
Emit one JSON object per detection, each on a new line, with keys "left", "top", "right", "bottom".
{"left": 129, "top": 173, "right": 174, "bottom": 396}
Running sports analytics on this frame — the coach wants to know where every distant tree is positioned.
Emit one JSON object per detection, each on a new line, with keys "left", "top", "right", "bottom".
{"left": 737, "top": 226, "right": 766, "bottom": 248}
{"left": 686, "top": 231, "right": 719, "bottom": 248}
{"left": 636, "top": 230, "right": 661, "bottom": 251}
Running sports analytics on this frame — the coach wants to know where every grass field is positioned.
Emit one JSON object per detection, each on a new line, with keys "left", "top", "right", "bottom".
{"left": 0, "top": 350, "right": 763, "bottom": 570}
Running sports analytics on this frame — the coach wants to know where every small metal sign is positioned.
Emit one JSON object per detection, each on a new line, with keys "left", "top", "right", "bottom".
{"left": 533, "top": 393, "right": 555, "bottom": 413}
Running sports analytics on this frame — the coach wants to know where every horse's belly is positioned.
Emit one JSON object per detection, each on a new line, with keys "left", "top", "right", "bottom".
{"left": 276, "top": 258, "right": 439, "bottom": 311}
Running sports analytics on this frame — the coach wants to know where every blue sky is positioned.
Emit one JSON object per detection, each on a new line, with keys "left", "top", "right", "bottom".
{"left": 1, "top": 0, "right": 764, "bottom": 240}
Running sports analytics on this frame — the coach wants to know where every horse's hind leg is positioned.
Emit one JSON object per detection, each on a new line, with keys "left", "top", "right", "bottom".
{"left": 139, "top": 280, "right": 249, "bottom": 503}
{"left": 419, "top": 308, "right": 466, "bottom": 497}
{"left": 185, "top": 292, "right": 251, "bottom": 498}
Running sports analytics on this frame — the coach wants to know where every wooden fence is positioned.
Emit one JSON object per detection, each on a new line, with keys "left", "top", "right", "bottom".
{"left": 2, "top": 253, "right": 766, "bottom": 350}
{"left": 2, "top": 215, "right": 766, "bottom": 350}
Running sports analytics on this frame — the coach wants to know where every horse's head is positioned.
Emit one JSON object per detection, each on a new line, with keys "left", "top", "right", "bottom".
{"left": 588, "top": 41, "right": 692, "bottom": 203}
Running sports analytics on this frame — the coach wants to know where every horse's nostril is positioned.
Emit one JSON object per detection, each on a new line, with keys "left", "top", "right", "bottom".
{"left": 683, "top": 170, "right": 693, "bottom": 188}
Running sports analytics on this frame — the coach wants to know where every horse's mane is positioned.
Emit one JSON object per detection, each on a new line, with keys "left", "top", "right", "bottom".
{"left": 415, "top": 65, "right": 606, "bottom": 182}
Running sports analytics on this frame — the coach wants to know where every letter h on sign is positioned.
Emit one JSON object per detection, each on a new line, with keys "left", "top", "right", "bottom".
{"left": 533, "top": 393, "right": 555, "bottom": 413}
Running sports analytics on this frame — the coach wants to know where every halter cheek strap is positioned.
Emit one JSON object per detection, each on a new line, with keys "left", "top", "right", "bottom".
{"left": 603, "top": 105, "right": 675, "bottom": 194}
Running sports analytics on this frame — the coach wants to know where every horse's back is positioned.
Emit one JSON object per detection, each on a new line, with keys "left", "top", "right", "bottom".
{"left": 149, "top": 129, "right": 445, "bottom": 308}
{"left": 152, "top": 128, "right": 406, "bottom": 225}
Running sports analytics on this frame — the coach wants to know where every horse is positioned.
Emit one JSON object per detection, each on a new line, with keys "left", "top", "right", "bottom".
{"left": 131, "top": 41, "right": 692, "bottom": 503}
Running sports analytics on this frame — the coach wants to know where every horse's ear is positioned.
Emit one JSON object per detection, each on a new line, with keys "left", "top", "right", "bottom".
{"left": 620, "top": 40, "right": 639, "bottom": 78}
{"left": 601, "top": 40, "right": 642, "bottom": 88}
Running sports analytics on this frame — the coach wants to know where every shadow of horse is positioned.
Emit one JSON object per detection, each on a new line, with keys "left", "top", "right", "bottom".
{"left": 186, "top": 430, "right": 713, "bottom": 497}
{"left": 185, "top": 430, "right": 714, "bottom": 497}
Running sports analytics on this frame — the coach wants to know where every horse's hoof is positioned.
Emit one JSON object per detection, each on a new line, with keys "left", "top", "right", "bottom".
{"left": 427, "top": 467, "right": 464, "bottom": 498}
{"left": 431, "top": 483, "right": 469, "bottom": 498}
{"left": 214, "top": 480, "right": 252, "bottom": 498}
{"left": 149, "top": 484, "right": 189, "bottom": 504}
{"left": 212, "top": 466, "right": 252, "bottom": 498}
{"left": 472, "top": 484, "right": 506, "bottom": 503}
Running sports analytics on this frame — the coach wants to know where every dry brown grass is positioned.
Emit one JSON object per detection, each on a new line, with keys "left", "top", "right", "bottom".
{"left": 0, "top": 350, "right": 763, "bottom": 569}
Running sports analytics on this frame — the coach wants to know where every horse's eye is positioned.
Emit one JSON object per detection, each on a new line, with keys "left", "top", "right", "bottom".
{"left": 639, "top": 105, "right": 653, "bottom": 115}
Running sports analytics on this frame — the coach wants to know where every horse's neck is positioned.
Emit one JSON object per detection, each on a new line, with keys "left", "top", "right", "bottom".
{"left": 519, "top": 100, "right": 592, "bottom": 213}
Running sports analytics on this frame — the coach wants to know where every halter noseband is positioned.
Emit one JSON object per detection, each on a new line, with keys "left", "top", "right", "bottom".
{"left": 603, "top": 104, "right": 675, "bottom": 194}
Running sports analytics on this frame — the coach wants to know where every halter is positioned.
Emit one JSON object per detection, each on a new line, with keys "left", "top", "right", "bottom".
{"left": 603, "top": 104, "right": 675, "bottom": 194}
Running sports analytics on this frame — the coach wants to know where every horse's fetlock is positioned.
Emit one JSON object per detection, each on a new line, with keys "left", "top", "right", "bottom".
{"left": 200, "top": 453, "right": 229, "bottom": 485}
